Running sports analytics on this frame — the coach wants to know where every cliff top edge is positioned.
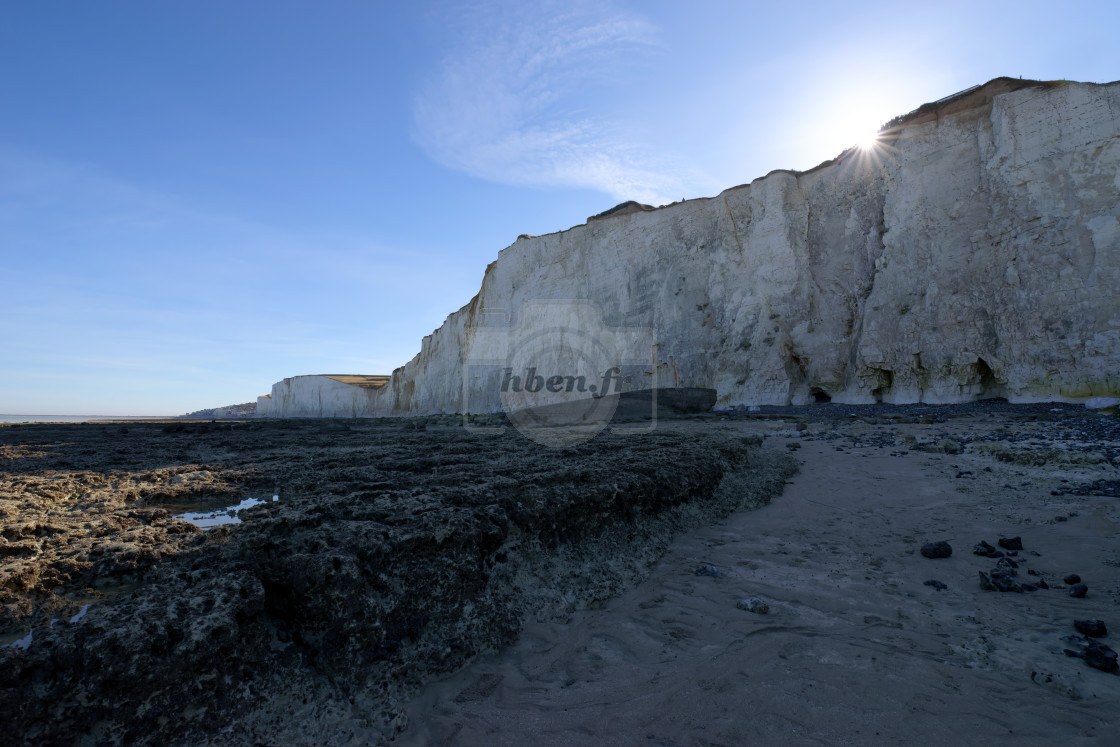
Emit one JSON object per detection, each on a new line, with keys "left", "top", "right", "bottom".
{"left": 508, "top": 77, "right": 1115, "bottom": 242}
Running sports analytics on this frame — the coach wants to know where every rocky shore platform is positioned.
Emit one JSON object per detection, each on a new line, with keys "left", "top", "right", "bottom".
{"left": 2, "top": 403, "right": 1118, "bottom": 745}
{"left": 0, "top": 417, "right": 795, "bottom": 746}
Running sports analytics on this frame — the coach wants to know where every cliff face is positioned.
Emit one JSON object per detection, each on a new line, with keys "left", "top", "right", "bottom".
{"left": 261, "top": 376, "right": 388, "bottom": 418}
{"left": 316, "top": 78, "right": 1120, "bottom": 417}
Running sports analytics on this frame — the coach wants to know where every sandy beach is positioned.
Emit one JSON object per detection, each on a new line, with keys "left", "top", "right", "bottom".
{"left": 400, "top": 409, "right": 1120, "bottom": 745}
{"left": 1, "top": 405, "right": 1118, "bottom": 745}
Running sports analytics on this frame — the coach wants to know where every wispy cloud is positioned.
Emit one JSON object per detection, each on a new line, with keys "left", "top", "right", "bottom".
{"left": 412, "top": 1, "right": 696, "bottom": 205}
{"left": 0, "top": 146, "right": 482, "bottom": 412}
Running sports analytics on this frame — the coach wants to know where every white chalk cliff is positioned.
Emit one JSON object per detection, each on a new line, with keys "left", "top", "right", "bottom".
{"left": 265, "top": 78, "right": 1120, "bottom": 417}
{"left": 257, "top": 375, "right": 390, "bottom": 418}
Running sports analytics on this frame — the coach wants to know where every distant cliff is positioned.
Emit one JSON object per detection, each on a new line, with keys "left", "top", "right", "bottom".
{"left": 270, "top": 77, "right": 1120, "bottom": 417}
{"left": 181, "top": 402, "right": 256, "bottom": 419}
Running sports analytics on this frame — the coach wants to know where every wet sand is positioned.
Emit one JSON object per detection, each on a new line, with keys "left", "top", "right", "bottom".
{"left": 399, "top": 411, "right": 1120, "bottom": 745}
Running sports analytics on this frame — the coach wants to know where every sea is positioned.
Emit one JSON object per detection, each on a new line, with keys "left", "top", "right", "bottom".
{"left": 0, "top": 415, "right": 170, "bottom": 424}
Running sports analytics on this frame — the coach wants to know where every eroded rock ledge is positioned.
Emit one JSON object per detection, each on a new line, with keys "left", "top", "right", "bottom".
{"left": 0, "top": 421, "right": 795, "bottom": 745}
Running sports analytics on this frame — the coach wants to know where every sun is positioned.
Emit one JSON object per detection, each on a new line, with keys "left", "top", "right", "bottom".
{"left": 792, "top": 90, "right": 901, "bottom": 170}
{"left": 859, "top": 130, "right": 882, "bottom": 150}
{"left": 829, "top": 109, "right": 886, "bottom": 152}
{"left": 823, "top": 94, "right": 894, "bottom": 152}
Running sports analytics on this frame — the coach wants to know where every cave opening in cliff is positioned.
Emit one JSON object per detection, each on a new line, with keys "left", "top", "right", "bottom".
{"left": 974, "top": 357, "right": 1007, "bottom": 400}
{"left": 871, "top": 369, "right": 894, "bottom": 403}
{"left": 811, "top": 388, "right": 832, "bottom": 404}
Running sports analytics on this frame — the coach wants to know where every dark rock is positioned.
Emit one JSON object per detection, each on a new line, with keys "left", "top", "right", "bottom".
{"left": 1064, "top": 574, "right": 1082, "bottom": 585}
{"left": 736, "top": 597, "right": 769, "bottom": 614}
{"left": 979, "top": 571, "right": 1022, "bottom": 593}
{"left": 1074, "top": 620, "right": 1108, "bottom": 638}
{"left": 695, "top": 564, "right": 724, "bottom": 578}
{"left": 921, "top": 541, "right": 952, "bottom": 559}
{"left": 998, "top": 536, "right": 1024, "bottom": 551}
{"left": 1069, "top": 583, "right": 1089, "bottom": 598}
{"left": 1038, "top": 578, "right": 1050, "bottom": 590}
{"left": 1028, "top": 568, "right": 1041, "bottom": 576}
{"left": 996, "top": 557, "right": 1019, "bottom": 571}
{"left": 973, "top": 540, "right": 1003, "bottom": 558}
{"left": 1084, "top": 642, "right": 1119, "bottom": 672}
{"left": 923, "top": 579, "right": 947, "bottom": 591}
{"left": 1005, "top": 550, "right": 1018, "bottom": 557}
{"left": 1067, "top": 637, "right": 1120, "bottom": 673}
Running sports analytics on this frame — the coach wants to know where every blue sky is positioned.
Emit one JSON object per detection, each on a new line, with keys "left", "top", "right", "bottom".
{"left": 2, "top": 1, "right": 1117, "bottom": 415}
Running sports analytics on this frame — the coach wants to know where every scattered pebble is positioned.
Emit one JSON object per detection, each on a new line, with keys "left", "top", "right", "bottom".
{"left": 998, "top": 536, "right": 1024, "bottom": 551}
{"left": 1064, "top": 636, "right": 1119, "bottom": 673}
{"left": 1084, "top": 642, "right": 1120, "bottom": 673}
{"left": 1074, "top": 620, "right": 1108, "bottom": 638}
{"left": 1069, "top": 583, "right": 1089, "bottom": 598}
{"left": 921, "top": 541, "right": 952, "bottom": 559}
{"left": 923, "top": 579, "right": 947, "bottom": 591}
{"left": 979, "top": 571, "right": 1022, "bottom": 593}
{"left": 973, "top": 540, "right": 1003, "bottom": 559}
{"left": 1064, "top": 574, "right": 1082, "bottom": 585}
{"left": 694, "top": 564, "right": 724, "bottom": 578}
{"left": 736, "top": 597, "right": 769, "bottom": 614}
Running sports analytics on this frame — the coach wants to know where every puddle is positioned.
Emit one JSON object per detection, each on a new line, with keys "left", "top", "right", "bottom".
{"left": 174, "top": 494, "right": 279, "bottom": 529}
{"left": 4, "top": 604, "right": 90, "bottom": 649}
{"left": 69, "top": 604, "right": 90, "bottom": 624}
{"left": 8, "top": 631, "right": 33, "bottom": 649}
{"left": 6, "top": 495, "right": 281, "bottom": 648}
